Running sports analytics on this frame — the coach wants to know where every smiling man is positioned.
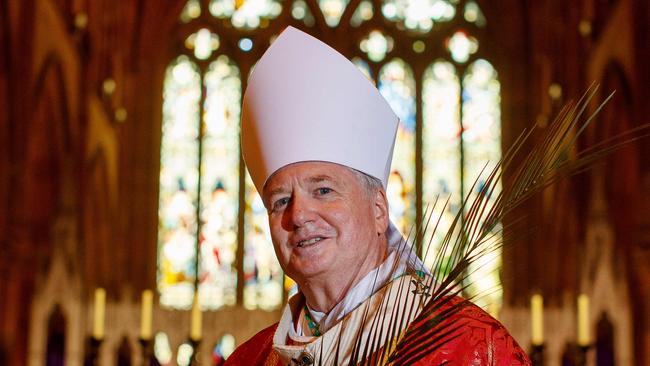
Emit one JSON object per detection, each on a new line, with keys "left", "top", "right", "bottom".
{"left": 225, "top": 26, "right": 530, "bottom": 365}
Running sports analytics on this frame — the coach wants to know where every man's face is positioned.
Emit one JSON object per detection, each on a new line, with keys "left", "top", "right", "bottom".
{"left": 262, "top": 162, "right": 388, "bottom": 286}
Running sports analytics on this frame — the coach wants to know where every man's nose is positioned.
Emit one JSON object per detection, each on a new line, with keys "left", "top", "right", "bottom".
{"left": 283, "top": 193, "right": 315, "bottom": 229}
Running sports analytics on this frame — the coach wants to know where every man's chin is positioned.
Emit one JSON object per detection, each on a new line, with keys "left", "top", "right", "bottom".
{"left": 287, "top": 262, "right": 332, "bottom": 283}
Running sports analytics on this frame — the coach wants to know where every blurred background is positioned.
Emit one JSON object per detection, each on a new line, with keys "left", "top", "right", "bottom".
{"left": 0, "top": 0, "right": 648, "bottom": 365}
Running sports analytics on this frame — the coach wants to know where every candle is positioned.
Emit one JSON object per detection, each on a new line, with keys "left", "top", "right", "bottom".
{"left": 531, "top": 294, "right": 544, "bottom": 345}
{"left": 190, "top": 292, "right": 202, "bottom": 341}
{"left": 93, "top": 288, "right": 106, "bottom": 340}
{"left": 577, "top": 294, "right": 590, "bottom": 346}
{"left": 140, "top": 290, "right": 153, "bottom": 340}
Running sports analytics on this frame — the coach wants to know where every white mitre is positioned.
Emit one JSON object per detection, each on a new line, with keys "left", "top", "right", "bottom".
{"left": 241, "top": 26, "right": 399, "bottom": 192}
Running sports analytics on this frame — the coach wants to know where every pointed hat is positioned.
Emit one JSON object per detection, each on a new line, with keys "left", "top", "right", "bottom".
{"left": 241, "top": 26, "right": 399, "bottom": 192}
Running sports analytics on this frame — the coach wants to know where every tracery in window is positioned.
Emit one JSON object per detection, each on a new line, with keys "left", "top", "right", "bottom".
{"left": 382, "top": 0, "right": 456, "bottom": 32}
{"left": 319, "top": 0, "right": 350, "bottom": 27}
{"left": 292, "top": 0, "right": 316, "bottom": 27}
{"left": 446, "top": 30, "right": 478, "bottom": 64}
{"left": 209, "top": 0, "right": 283, "bottom": 29}
{"left": 360, "top": 30, "right": 394, "bottom": 63}
{"left": 185, "top": 29, "right": 220, "bottom": 60}
{"left": 350, "top": 0, "right": 373, "bottom": 27}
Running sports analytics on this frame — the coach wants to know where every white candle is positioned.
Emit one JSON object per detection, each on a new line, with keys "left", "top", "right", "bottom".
{"left": 140, "top": 290, "right": 153, "bottom": 340}
{"left": 577, "top": 294, "right": 590, "bottom": 346}
{"left": 531, "top": 294, "right": 544, "bottom": 345}
{"left": 93, "top": 288, "right": 106, "bottom": 340}
{"left": 190, "top": 293, "right": 202, "bottom": 341}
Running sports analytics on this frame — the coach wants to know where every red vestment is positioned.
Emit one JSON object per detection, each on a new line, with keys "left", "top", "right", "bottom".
{"left": 225, "top": 296, "right": 531, "bottom": 365}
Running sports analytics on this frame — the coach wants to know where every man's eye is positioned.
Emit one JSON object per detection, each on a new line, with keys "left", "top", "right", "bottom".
{"left": 317, "top": 187, "right": 332, "bottom": 195}
{"left": 273, "top": 197, "right": 290, "bottom": 210}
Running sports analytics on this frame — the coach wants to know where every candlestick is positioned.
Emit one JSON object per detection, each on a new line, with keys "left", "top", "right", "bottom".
{"left": 529, "top": 344, "right": 544, "bottom": 366}
{"left": 531, "top": 294, "right": 544, "bottom": 346}
{"left": 577, "top": 294, "right": 590, "bottom": 346}
{"left": 188, "top": 338, "right": 201, "bottom": 366}
{"left": 140, "top": 290, "right": 153, "bottom": 340}
{"left": 138, "top": 337, "right": 154, "bottom": 366}
{"left": 190, "top": 293, "right": 202, "bottom": 341}
{"left": 93, "top": 288, "right": 106, "bottom": 340}
{"left": 85, "top": 336, "right": 103, "bottom": 366}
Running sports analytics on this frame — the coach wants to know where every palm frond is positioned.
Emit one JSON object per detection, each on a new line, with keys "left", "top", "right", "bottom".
{"left": 372, "top": 86, "right": 647, "bottom": 365}
{"left": 313, "top": 86, "right": 649, "bottom": 365}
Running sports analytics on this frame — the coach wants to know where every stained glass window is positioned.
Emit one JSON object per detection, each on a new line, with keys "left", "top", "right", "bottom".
{"left": 382, "top": 0, "right": 456, "bottom": 32}
{"left": 462, "top": 59, "right": 502, "bottom": 309}
{"left": 446, "top": 30, "right": 478, "bottom": 64}
{"left": 422, "top": 60, "right": 460, "bottom": 270}
{"left": 212, "top": 334, "right": 236, "bottom": 365}
{"left": 464, "top": 0, "right": 486, "bottom": 27}
{"left": 378, "top": 59, "right": 417, "bottom": 234}
{"left": 180, "top": 0, "right": 201, "bottom": 23}
{"left": 185, "top": 29, "right": 220, "bottom": 60}
{"left": 243, "top": 173, "right": 283, "bottom": 310}
{"left": 198, "top": 56, "right": 242, "bottom": 310}
{"left": 350, "top": 0, "right": 373, "bottom": 27}
{"left": 319, "top": 0, "right": 350, "bottom": 27}
{"left": 158, "top": 56, "right": 201, "bottom": 309}
{"left": 159, "top": 0, "right": 503, "bottom": 315}
{"left": 209, "top": 0, "right": 282, "bottom": 29}
{"left": 360, "top": 30, "right": 394, "bottom": 63}
{"left": 292, "top": 0, "right": 316, "bottom": 27}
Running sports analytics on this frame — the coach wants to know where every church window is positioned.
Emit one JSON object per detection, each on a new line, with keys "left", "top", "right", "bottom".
{"left": 158, "top": 0, "right": 503, "bottom": 314}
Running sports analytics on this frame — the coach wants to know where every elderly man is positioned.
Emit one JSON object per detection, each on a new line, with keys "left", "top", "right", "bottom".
{"left": 225, "top": 27, "right": 530, "bottom": 365}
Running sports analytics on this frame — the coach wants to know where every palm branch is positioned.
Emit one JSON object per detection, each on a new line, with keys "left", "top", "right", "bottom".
{"left": 309, "top": 85, "right": 649, "bottom": 365}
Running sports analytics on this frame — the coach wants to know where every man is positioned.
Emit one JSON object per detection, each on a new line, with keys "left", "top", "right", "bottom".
{"left": 226, "top": 26, "right": 530, "bottom": 365}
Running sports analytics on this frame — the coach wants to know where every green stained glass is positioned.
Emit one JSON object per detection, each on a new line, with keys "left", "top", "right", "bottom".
{"left": 158, "top": 56, "right": 202, "bottom": 309}
{"left": 243, "top": 173, "right": 283, "bottom": 310}
{"left": 382, "top": 0, "right": 455, "bottom": 33}
{"left": 462, "top": 59, "right": 502, "bottom": 310}
{"left": 378, "top": 59, "right": 416, "bottom": 234}
{"left": 351, "top": 0, "right": 373, "bottom": 27}
{"left": 197, "top": 56, "right": 242, "bottom": 310}
{"left": 421, "top": 60, "right": 461, "bottom": 269}
{"left": 209, "top": 0, "right": 282, "bottom": 29}
{"left": 319, "top": 0, "right": 350, "bottom": 27}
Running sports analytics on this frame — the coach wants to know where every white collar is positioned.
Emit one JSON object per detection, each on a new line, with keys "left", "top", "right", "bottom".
{"left": 290, "top": 221, "right": 427, "bottom": 338}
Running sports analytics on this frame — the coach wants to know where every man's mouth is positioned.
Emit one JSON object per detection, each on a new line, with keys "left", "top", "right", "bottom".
{"left": 296, "top": 237, "right": 324, "bottom": 248}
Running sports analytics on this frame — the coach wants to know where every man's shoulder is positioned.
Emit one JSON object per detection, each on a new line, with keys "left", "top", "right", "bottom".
{"left": 224, "top": 323, "right": 279, "bottom": 366}
{"left": 399, "top": 296, "right": 531, "bottom": 365}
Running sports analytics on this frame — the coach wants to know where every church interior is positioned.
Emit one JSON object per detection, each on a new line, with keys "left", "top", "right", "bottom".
{"left": 1, "top": 0, "right": 649, "bottom": 365}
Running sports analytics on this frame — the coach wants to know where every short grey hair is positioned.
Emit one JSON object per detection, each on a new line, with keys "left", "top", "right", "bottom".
{"left": 348, "top": 167, "right": 384, "bottom": 197}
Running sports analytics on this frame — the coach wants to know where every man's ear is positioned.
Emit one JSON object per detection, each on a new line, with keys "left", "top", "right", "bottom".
{"left": 373, "top": 188, "right": 390, "bottom": 235}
